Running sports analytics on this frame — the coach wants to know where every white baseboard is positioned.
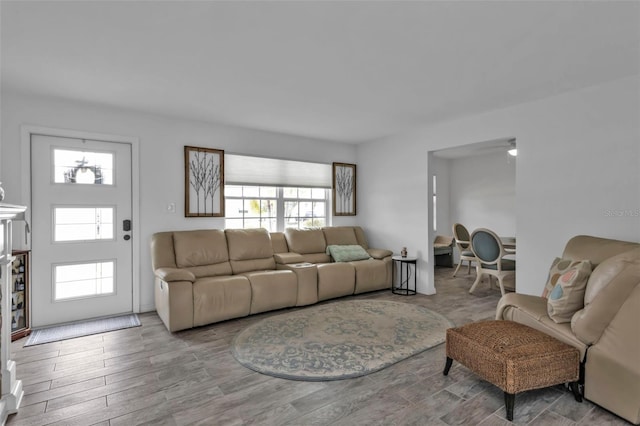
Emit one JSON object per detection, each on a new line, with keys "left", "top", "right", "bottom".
{"left": 139, "top": 303, "right": 155, "bottom": 313}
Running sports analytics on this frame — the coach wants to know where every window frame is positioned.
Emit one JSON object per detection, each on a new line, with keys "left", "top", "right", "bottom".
{"left": 225, "top": 185, "right": 331, "bottom": 231}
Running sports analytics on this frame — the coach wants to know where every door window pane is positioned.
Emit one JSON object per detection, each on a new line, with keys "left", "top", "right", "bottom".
{"left": 54, "top": 207, "right": 114, "bottom": 242}
{"left": 53, "top": 149, "right": 114, "bottom": 185}
{"left": 54, "top": 261, "right": 114, "bottom": 301}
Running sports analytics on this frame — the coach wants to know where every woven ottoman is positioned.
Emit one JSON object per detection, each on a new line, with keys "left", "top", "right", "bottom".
{"left": 443, "top": 320, "right": 581, "bottom": 421}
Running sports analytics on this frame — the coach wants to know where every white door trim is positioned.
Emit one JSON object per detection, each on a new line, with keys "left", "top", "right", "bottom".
{"left": 20, "top": 125, "right": 141, "bottom": 314}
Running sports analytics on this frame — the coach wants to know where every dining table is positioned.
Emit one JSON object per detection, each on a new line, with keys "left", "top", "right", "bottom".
{"left": 501, "top": 236, "right": 516, "bottom": 254}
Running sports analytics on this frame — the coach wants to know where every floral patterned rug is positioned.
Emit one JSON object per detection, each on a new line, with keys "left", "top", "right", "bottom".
{"left": 231, "top": 300, "right": 454, "bottom": 381}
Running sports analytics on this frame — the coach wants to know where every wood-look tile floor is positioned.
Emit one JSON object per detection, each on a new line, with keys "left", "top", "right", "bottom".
{"left": 8, "top": 267, "right": 631, "bottom": 425}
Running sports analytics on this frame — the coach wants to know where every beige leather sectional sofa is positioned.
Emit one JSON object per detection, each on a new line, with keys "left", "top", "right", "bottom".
{"left": 151, "top": 226, "right": 392, "bottom": 333}
{"left": 496, "top": 235, "right": 640, "bottom": 424}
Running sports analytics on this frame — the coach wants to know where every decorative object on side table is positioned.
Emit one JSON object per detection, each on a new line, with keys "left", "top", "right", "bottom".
{"left": 184, "top": 146, "right": 225, "bottom": 217}
{"left": 400, "top": 247, "right": 408, "bottom": 258}
{"left": 332, "top": 162, "right": 356, "bottom": 216}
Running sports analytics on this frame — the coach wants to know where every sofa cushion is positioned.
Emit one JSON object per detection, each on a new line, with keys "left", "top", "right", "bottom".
{"left": 582, "top": 284, "right": 640, "bottom": 424}
{"left": 284, "top": 228, "right": 326, "bottom": 254}
{"left": 299, "top": 253, "right": 332, "bottom": 264}
{"left": 173, "top": 230, "right": 229, "bottom": 268}
{"left": 184, "top": 262, "right": 233, "bottom": 279}
{"left": 269, "top": 232, "right": 289, "bottom": 254}
{"left": 351, "top": 258, "right": 389, "bottom": 293}
{"left": 571, "top": 248, "right": 640, "bottom": 345}
{"left": 353, "top": 226, "right": 370, "bottom": 249}
{"left": 322, "top": 227, "right": 358, "bottom": 246}
{"left": 226, "top": 228, "right": 276, "bottom": 274}
{"left": 243, "top": 270, "right": 297, "bottom": 314}
{"left": 226, "top": 228, "right": 274, "bottom": 261}
{"left": 562, "top": 235, "right": 639, "bottom": 269}
{"left": 193, "top": 275, "right": 251, "bottom": 326}
{"left": 317, "top": 263, "right": 355, "bottom": 301}
{"left": 547, "top": 260, "right": 592, "bottom": 323}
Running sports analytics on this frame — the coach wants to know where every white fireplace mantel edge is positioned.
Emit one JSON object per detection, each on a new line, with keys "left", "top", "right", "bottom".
{"left": 0, "top": 203, "right": 27, "bottom": 425}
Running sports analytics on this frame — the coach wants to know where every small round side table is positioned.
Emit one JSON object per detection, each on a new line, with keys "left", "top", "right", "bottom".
{"left": 392, "top": 255, "right": 417, "bottom": 295}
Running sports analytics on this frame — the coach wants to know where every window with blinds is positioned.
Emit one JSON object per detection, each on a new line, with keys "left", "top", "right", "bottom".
{"left": 224, "top": 155, "right": 332, "bottom": 232}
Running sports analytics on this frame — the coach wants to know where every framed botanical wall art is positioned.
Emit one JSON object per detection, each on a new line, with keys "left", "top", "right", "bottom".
{"left": 332, "top": 162, "right": 356, "bottom": 216}
{"left": 184, "top": 146, "right": 225, "bottom": 217}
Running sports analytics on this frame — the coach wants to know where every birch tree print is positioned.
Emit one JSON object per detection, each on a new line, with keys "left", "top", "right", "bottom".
{"left": 333, "top": 162, "right": 356, "bottom": 216}
{"left": 185, "top": 146, "right": 225, "bottom": 217}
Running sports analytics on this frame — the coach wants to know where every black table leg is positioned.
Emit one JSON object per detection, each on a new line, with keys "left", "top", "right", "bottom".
{"left": 504, "top": 392, "right": 515, "bottom": 421}
{"left": 443, "top": 357, "right": 453, "bottom": 375}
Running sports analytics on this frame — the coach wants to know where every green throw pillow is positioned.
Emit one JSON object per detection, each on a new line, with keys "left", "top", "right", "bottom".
{"left": 326, "top": 245, "right": 371, "bottom": 262}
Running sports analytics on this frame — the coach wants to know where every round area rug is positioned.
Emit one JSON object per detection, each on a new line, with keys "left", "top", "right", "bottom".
{"left": 231, "top": 300, "right": 454, "bottom": 381}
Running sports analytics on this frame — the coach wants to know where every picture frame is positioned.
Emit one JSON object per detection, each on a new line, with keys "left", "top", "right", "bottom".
{"left": 332, "top": 162, "right": 356, "bottom": 216}
{"left": 184, "top": 146, "right": 225, "bottom": 217}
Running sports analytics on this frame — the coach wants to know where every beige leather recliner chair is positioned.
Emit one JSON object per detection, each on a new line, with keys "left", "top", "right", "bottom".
{"left": 496, "top": 235, "right": 640, "bottom": 424}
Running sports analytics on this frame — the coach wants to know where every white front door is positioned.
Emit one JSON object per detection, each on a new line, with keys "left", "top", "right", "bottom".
{"left": 31, "top": 134, "right": 133, "bottom": 327}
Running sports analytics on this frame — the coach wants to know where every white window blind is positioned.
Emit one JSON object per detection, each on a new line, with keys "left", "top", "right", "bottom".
{"left": 225, "top": 154, "right": 331, "bottom": 188}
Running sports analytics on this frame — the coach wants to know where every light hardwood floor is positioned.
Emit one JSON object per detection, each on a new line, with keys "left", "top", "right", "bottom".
{"left": 7, "top": 267, "right": 630, "bottom": 425}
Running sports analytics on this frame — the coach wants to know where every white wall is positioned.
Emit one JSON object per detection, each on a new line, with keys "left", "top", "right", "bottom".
{"left": 0, "top": 91, "right": 358, "bottom": 312}
{"left": 450, "top": 153, "right": 516, "bottom": 235}
{"left": 357, "top": 75, "right": 640, "bottom": 296}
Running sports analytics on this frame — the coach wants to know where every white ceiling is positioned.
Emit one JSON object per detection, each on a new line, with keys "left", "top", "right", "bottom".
{"left": 2, "top": 1, "right": 638, "bottom": 143}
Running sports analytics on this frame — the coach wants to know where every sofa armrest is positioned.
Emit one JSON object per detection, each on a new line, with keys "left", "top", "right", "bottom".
{"left": 367, "top": 248, "right": 393, "bottom": 260}
{"left": 154, "top": 267, "right": 195, "bottom": 283}
{"left": 496, "top": 292, "right": 547, "bottom": 320}
{"left": 274, "top": 252, "right": 306, "bottom": 264}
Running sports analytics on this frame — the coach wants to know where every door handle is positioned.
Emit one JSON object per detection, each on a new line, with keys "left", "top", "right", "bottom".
{"left": 123, "top": 219, "right": 131, "bottom": 232}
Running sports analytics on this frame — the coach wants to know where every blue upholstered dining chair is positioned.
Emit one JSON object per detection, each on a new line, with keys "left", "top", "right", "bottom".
{"left": 452, "top": 223, "right": 477, "bottom": 277}
{"left": 468, "top": 228, "right": 516, "bottom": 296}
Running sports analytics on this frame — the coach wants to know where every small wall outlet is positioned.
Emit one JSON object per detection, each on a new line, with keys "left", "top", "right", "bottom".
{"left": 167, "top": 202, "right": 176, "bottom": 213}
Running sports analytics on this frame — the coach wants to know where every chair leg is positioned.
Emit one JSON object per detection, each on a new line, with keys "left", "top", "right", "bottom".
{"left": 453, "top": 261, "right": 463, "bottom": 277}
{"left": 469, "top": 267, "right": 483, "bottom": 294}
{"left": 467, "top": 260, "right": 471, "bottom": 275}
{"left": 497, "top": 276, "right": 506, "bottom": 296}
